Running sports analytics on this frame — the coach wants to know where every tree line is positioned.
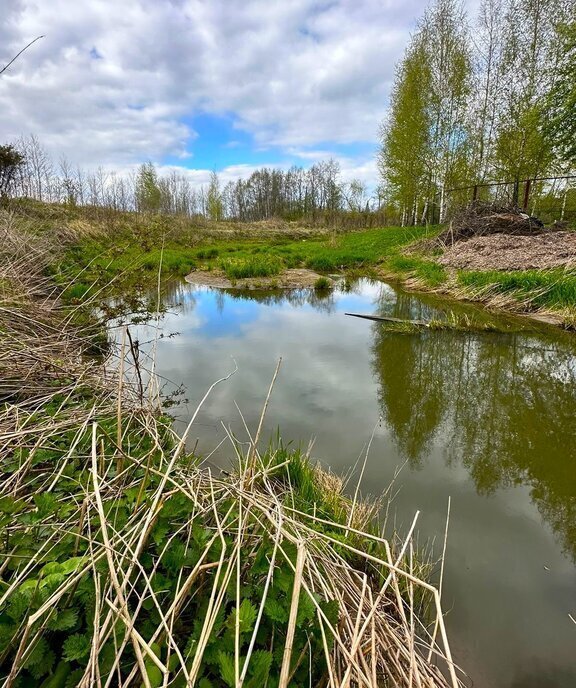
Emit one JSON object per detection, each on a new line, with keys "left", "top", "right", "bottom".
{"left": 0, "top": 135, "right": 388, "bottom": 226}
{"left": 2, "top": 0, "right": 574, "bottom": 228}
{"left": 378, "top": 0, "right": 576, "bottom": 224}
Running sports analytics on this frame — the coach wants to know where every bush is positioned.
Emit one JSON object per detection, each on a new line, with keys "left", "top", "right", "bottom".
{"left": 314, "top": 276, "right": 332, "bottom": 291}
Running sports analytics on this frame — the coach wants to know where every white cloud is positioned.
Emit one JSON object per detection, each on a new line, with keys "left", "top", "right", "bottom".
{"left": 0, "top": 1, "right": 420, "bottom": 163}
{"left": 0, "top": 0, "right": 482, "bottom": 185}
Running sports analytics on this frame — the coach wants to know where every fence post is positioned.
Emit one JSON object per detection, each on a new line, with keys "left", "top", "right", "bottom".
{"left": 512, "top": 179, "right": 520, "bottom": 206}
{"left": 522, "top": 178, "right": 531, "bottom": 211}
{"left": 473, "top": 185, "right": 478, "bottom": 201}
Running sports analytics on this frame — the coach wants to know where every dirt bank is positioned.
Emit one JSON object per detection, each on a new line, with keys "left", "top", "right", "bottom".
{"left": 438, "top": 232, "right": 576, "bottom": 271}
{"left": 185, "top": 267, "right": 330, "bottom": 289}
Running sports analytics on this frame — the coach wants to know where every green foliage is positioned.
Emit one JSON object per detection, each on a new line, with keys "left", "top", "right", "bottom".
{"left": 207, "top": 171, "right": 223, "bottom": 222}
{"left": 378, "top": 37, "right": 432, "bottom": 221}
{"left": 544, "top": 19, "right": 576, "bottom": 167}
{"left": 0, "top": 402, "right": 351, "bottom": 687}
{"left": 457, "top": 268, "right": 576, "bottom": 310}
{"left": 219, "top": 255, "right": 284, "bottom": 280}
{"left": 135, "top": 162, "right": 162, "bottom": 214}
{"left": 313, "top": 276, "right": 332, "bottom": 290}
{"left": 386, "top": 255, "right": 447, "bottom": 286}
{"left": 62, "top": 634, "right": 91, "bottom": 662}
{"left": 0, "top": 143, "right": 25, "bottom": 197}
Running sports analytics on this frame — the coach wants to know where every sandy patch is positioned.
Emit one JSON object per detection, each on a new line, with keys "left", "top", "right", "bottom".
{"left": 438, "top": 232, "right": 576, "bottom": 271}
{"left": 185, "top": 268, "right": 330, "bottom": 289}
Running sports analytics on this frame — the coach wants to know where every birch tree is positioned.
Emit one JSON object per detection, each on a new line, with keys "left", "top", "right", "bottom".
{"left": 378, "top": 37, "right": 431, "bottom": 224}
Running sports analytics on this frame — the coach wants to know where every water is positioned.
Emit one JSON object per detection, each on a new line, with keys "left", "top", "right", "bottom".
{"left": 125, "top": 278, "right": 576, "bottom": 688}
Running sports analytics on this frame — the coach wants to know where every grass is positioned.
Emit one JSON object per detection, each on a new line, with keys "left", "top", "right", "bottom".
{"left": 54, "top": 218, "right": 436, "bottom": 296}
{"left": 386, "top": 255, "right": 448, "bottom": 287}
{"left": 10, "top": 197, "right": 576, "bottom": 324}
{"left": 313, "top": 276, "right": 332, "bottom": 291}
{"left": 457, "top": 268, "right": 576, "bottom": 312}
{"left": 219, "top": 255, "right": 284, "bottom": 280}
{"left": 0, "top": 207, "right": 461, "bottom": 687}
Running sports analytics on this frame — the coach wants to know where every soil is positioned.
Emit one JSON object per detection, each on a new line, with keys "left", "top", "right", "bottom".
{"left": 185, "top": 268, "right": 330, "bottom": 289}
{"left": 438, "top": 232, "right": 576, "bottom": 271}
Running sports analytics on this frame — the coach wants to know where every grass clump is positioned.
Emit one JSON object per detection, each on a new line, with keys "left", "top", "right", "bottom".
{"left": 386, "top": 255, "right": 447, "bottom": 287}
{"left": 219, "top": 255, "right": 284, "bottom": 280}
{"left": 313, "top": 276, "right": 332, "bottom": 291}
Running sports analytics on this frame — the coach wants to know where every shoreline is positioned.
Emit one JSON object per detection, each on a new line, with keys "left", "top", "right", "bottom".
{"left": 184, "top": 265, "right": 572, "bottom": 331}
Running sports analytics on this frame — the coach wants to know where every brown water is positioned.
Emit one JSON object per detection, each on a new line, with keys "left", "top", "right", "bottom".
{"left": 127, "top": 278, "right": 576, "bottom": 687}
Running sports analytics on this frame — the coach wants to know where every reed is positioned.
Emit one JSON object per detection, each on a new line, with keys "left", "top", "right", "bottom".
{"left": 0, "top": 209, "right": 464, "bottom": 687}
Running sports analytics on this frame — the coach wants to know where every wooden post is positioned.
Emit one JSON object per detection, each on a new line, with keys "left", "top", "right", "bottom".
{"left": 522, "top": 178, "right": 532, "bottom": 211}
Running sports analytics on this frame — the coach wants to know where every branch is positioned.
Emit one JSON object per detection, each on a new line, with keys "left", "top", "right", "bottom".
{"left": 0, "top": 35, "right": 45, "bottom": 76}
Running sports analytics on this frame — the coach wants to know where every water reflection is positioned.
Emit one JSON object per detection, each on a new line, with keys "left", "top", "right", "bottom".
{"left": 120, "top": 278, "right": 576, "bottom": 688}
{"left": 372, "top": 295, "right": 576, "bottom": 560}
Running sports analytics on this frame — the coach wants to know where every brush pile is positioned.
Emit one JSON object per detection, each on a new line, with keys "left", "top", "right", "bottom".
{"left": 438, "top": 201, "right": 545, "bottom": 245}
{"left": 0, "top": 209, "right": 463, "bottom": 687}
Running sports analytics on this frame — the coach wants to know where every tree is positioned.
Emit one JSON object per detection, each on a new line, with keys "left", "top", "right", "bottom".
{"left": 206, "top": 171, "right": 223, "bottom": 221}
{"left": 544, "top": 17, "right": 576, "bottom": 169}
{"left": 378, "top": 0, "right": 472, "bottom": 224}
{"left": 419, "top": 0, "right": 472, "bottom": 214}
{"left": 135, "top": 162, "right": 162, "bottom": 213}
{"left": 493, "top": 0, "right": 566, "bottom": 194}
{"left": 470, "top": 0, "right": 507, "bottom": 181}
{"left": 378, "top": 35, "right": 432, "bottom": 224}
{"left": 0, "top": 144, "right": 24, "bottom": 199}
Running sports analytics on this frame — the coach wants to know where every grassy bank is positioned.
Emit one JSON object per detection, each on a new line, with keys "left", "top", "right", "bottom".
{"left": 0, "top": 208, "right": 460, "bottom": 686}
{"left": 9, "top": 198, "right": 568, "bottom": 326}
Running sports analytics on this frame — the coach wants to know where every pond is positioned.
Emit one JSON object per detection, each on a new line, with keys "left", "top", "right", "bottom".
{"left": 122, "top": 278, "right": 576, "bottom": 688}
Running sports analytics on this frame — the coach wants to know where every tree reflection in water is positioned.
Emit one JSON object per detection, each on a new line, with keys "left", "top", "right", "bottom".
{"left": 372, "top": 293, "right": 576, "bottom": 560}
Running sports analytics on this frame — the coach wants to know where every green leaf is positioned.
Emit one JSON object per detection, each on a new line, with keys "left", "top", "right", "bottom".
{"left": 216, "top": 651, "right": 236, "bottom": 688}
{"left": 48, "top": 608, "right": 78, "bottom": 631}
{"left": 30, "top": 648, "right": 55, "bottom": 679}
{"left": 245, "top": 650, "right": 272, "bottom": 688}
{"left": 22, "top": 637, "right": 49, "bottom": 669}
{"left": 34, "top": 493, "right": 59, "bottom": 517}
{"left": 0, "top": 496, "right": 27, "bottom": 514}
{"left": 227, "top": 599, "right": 257, "bottom": 635}
{"left": 144, "top": 663, "right": 163, "bottom": 688}
{"left": 6, "top": 591, "right": 31, "bottom": 621}
{"left": 296, "top": 591, "right": 316, "bottom": 625}
{"left": 63, "top": 669, "right": 84, "bottom": 688}
{"left": 39, "top": 661, "right": 71, "bottom": 688}
{"left": 62, "top": 633, "right": 91, "bottom": 662}
{"left": 60, "top": 557, "right": 87, "bottom": 575}
{"left": 264, "top": 596, "right": 288, "bottom": 623}
{"left": 319, "top": 599, "right": 340, "bottom": 628}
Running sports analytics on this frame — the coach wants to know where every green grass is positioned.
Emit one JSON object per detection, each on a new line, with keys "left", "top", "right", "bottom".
{"left": 313, "top": 276, "right": 332, "bottom": 291}
{"left": 18, "top": 199, "right": 576, "bottom": 320}
{"left": 56, "top": 222, "right": 436, "bottom": 298}
{"left": 219, "top": 255, "right": 284, "bottom": 280}
{"left": 385, "top": 255, "right": 448, "bottom": 287}
{"left": 457, "top": 268, "right": 576, "bottom": 310}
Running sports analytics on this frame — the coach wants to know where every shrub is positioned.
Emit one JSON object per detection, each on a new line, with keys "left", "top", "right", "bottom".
{"left": 314, "top": 276, "right": 332, "bottom": 291}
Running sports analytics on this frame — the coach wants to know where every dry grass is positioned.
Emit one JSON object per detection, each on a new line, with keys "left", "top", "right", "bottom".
{"left": 0, "top": 209, "right": 464, "bottom": 687}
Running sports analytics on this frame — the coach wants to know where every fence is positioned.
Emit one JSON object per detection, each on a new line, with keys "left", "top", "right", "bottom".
{"left": 439, "top": 174, "right": 576, "bottom": 226}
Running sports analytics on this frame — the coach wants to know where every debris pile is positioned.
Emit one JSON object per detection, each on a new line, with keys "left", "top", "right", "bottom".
{"left": 438, "top": 201, "right": 545, "bottom": 245}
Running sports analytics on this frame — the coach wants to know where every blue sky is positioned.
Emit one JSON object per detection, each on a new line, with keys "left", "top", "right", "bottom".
{"left": 168, "top": 112, "right": 379, "bottom": 173}
{"left": 0, "top": 0, "right": 479, "bottom": 187}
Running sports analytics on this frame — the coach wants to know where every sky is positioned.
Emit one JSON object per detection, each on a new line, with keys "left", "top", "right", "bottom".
{"left": 0, "top": 0, "right": 475, "bottom": 188}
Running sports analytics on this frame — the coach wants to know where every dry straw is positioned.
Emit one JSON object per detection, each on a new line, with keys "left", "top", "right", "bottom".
{"left": 0, "top": 209, "right": 464, "bottom": 687}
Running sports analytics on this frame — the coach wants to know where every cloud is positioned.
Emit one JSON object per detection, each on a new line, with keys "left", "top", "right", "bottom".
{"left": 0, "top": 0, "right": 482, "bottom": 185}
{"left": 0, "top": 1, "right": 419, "bottom": 162}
